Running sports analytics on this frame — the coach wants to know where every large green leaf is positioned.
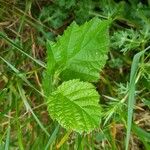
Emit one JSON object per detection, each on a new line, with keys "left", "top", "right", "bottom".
{"left": 47, "top": 79, "right": 101, "bottom": 133}
{"left": 50, "top": 18, "right": 110, "bottom": 82}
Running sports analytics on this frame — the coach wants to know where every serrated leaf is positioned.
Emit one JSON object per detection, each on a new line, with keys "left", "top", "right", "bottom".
{"left": 47, "top": 79, "right": 101, "bottom": 133}
{"left": 50, "top": 18, "right": 110, "bottom": 82}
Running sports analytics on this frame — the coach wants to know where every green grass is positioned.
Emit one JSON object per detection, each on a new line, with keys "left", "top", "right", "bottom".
{"left": 125, "top": 46, "right": 150, "bottom": 150}
{"left": 0, "top": 0, "right": 150, "bottom": 149}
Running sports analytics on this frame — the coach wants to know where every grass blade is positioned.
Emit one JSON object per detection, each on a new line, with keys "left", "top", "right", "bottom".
{"left": 17, "top": 83, "right": 50, "bottom": 137}
{"left": 44, "top": 124, "right": 60, "bottom": 150}
{"left": 132, "top": 124, "right": 150, "bottom": 150}
{"left": 125, "top": 46, "right": 150, "bottom": 150}
{"left": 0, "top": 32, "right": 45, "bottom": 68}
{"left": 4, "top": 126, "right": 10, "bottom": 150}
{"left": 0, "top": 55, "right": 45, "bottom": 97}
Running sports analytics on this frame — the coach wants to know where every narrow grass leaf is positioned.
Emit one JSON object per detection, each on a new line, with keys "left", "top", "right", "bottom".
{"left": 125, "top": 46, "right": 150, "bottom": 150}
{"left": 4, "top": 126, "right": 10, "bottom": 150}
{"left": 132, "top": 124, "right": 150, "bottom": 149}
{"left": 0, "top": 32, "right": 45, "bottom": 68}
{"left": 56, "top": 130, "right": 72, "bottom": 149}
{"left": 0, "top": 55, "right": 45, "bottom": 97}
{"left": 17, "top": 83, "right": 50, "bottom": 137}
{"left": 44, "top": 124, "right": 60, "bottom": 150}
{"left": 15, "top": 100, "right": 24, "bottom": 150}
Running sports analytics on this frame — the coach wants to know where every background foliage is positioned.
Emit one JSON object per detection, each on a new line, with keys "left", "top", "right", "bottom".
{"left": 0, "top": 0, "right": 150, "bottom": 149}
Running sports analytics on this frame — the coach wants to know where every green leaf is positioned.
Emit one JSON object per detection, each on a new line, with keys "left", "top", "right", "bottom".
{"left": 132, "top": 124, "right": 150, "bottom": 150}
{"left": 50, "top": 18, "right": 110, "bottom": 82}
{"left": 125, "top": 46, "right": 150, "bottom": 150}
{"left": 47, "top": 79, "right": 101, "bottom": 133}
{"left": 42, "top": 41, "right": 56, "bottom": 97}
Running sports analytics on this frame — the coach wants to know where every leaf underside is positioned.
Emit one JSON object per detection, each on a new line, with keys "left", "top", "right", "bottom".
{"left": 50, "top": 17, "right": 110, "bottom": 82}
{"left": 47, "top": 79, "right": 101, "bottom": 133}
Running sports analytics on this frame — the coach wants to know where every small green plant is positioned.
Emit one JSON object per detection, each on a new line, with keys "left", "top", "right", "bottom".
{"left": 43, "top": 17, "right": 110, "bottom": 133}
